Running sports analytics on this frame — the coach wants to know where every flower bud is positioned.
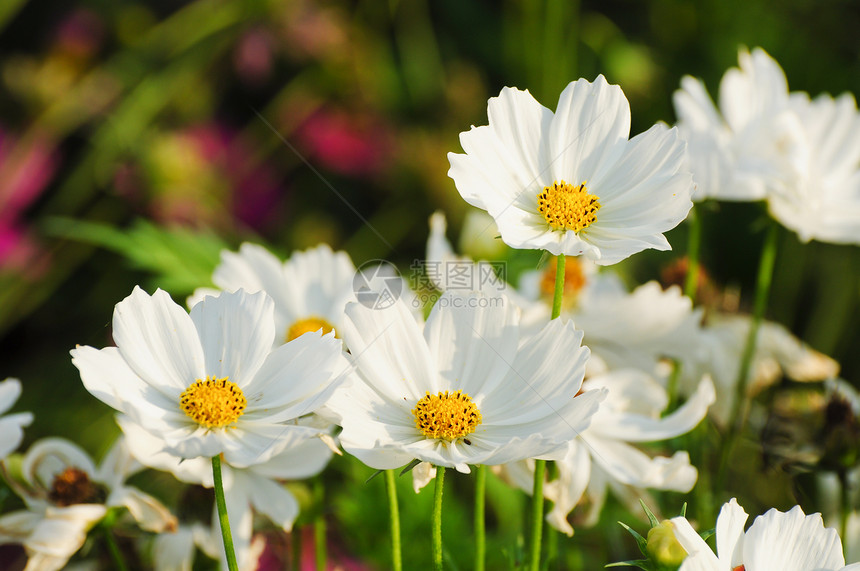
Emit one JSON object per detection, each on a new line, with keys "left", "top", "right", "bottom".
{"left": 646, "top": 520, "right": 687, "bottom": 568}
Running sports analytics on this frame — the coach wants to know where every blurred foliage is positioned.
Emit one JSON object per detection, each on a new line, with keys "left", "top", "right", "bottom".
{"left": 0, "top": 0, "right": 859, "bottom": 568}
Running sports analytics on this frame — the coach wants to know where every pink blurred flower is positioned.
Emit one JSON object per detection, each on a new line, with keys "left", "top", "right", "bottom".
{"left": 296, "top": 109, "right": 392, "bottom": 178}
{"left": 186, "top": 124, "right": 285, "bottom": 230}
{"left": 0, "top": 128, "right": 58, "bottom": 272}
{"left": 234, "top": 28, "right": 275, "bottom": 85}
{"left": 54, "top": 8, "right": 104, "bottom": 60}
{"left": 117, "top": 123, "right": 285, "bottom": 231}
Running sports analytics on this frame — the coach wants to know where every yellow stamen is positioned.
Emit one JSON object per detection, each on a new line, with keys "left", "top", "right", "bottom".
{"left": 49, "top": 467, "right": 106, "bottom": 507}
{"left": 180, "top": 376, "right": 247, "bottom": 428}
{"left": 286, "top": 316, "right": 336, "bottom": 343}
{"left": 412, "top": 390, "right": 482, "bottom": 441}
{"left": 537, "top": 180, "right": 601, "bottom": 232}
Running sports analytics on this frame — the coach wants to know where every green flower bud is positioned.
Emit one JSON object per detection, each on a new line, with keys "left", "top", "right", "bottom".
{"left": 646, "top": 520, "right": 687, "bottom": 568}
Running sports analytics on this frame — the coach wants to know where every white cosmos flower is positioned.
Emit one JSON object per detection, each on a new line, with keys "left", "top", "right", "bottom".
{"left": 0, "top": 378, "right": 33, "bottom": 460}
{"left": 327, "top": 290, "right": 606, "bottom": 473}
{"left": 498, "top": 370, "right": 714, "bottom": 535}
{"left": 189, "top": 243, "right": 356, "bottom": 345}
{"left": 448, "top": 75, "right": 693, "bottom": 264}
{"left": 119, "top": 417, "right": 330, "bottom": 571}
{"left": 559, "top": 275, "right": 703, "bottom": 376}
{"left": 671, "top": 498, "right": 860, "bottom": 570}
{"left": 72, "top": 287, "right": 346, "bottom": 468}
{"left": 673, "top": 47, "right": 806, "bottom": 201}
{"left": 0, "top": 437, "right": 176, "bottom": 571}
{"left": 427, "top": 212, "right": 703, "bottom": 377}
{"left": 767, "top": 92, "right": 860, "bottom": 244}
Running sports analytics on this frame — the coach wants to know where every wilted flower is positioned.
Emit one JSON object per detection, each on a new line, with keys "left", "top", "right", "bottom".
{"left": 0, "top": 437, "right": 175, "bottom": 571}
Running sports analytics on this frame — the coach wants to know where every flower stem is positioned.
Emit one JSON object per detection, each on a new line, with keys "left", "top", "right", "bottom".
{"left": 101, "top": 511, "right": 129, "bottom": 571}
{"left": 527, "top": 255, "right": 567, "bottom": 571}
{"left": 529, "top": 459, "right": 546, "bottom": 571}
{"left": 314, "top": 479, "right": 326, "bottom": 571}
{"left": 684, "top": 205, "right": 702, "bottom": 302}
{"left": 385, "top": 470, "right": 402, "bottom": 571}
{"left": 719, "top": 220, "right": 779, "bottom": 486}
{"left": 212, "top": 455, "right": 239, "bottom": 571}
{"left": 839, "top": 469, "right": 851, "bottom": 554}
{"left": 474, "top": 464, "right": 486, "bottom": 571}
{"left": 551, "top": 254, "right": 566, "bottom": 320}
{"left": 433, "top": 466, "right": 446, "bottom": 571}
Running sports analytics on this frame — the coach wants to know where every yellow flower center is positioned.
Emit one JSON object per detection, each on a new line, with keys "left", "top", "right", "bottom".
{"left": 412, "top": 390, "right": 482, "bottom": 441}
{"left": 537, "top": 180, "right": 601, "bottom": 232}
{"left": 180, "top": 376, "right": 247, "bottom": 428}
{"left": 286, "top": 316, "right": 336, "bottom": 343}
{"left": 49, "top": 467, "right": 106, "bottom": 507}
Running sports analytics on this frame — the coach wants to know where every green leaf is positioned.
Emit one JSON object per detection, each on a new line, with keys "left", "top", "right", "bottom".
{"left": 618, "top": 521, "right": 648, "bottom": 554}
{"left": 45, "top": 217, "right": 227, "bottom": 295}
{"left": 398, "top": 459, "right": 422, "bottom": 476}
{"left": 605, "top": 558, "right": 654, "bottom": 570}
{"left": 640, "top": 499, "right": 659, "bottom": 528}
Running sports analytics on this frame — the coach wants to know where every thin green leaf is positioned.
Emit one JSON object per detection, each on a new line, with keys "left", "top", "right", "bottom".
{"left": 640, "top": 499, "right": 659, "bottom": 528}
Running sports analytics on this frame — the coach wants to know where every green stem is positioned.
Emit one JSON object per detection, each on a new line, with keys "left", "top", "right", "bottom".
{"left": 101, "top": 513, "right": 129, "bottom": 571}
{"left": 684, "top": 206, "right": 702, "bottom": 302}
{"left": 551, "top": 255, "right": 566, "bottom": 320}
{"left": 475, "top": 465, "right": 486, "bottom": 571}
{"left": 385, "top": 470, "right": 403, "bottom": 571}
{"left": 433, "top": 466, "right": 446, "bottom": 571}
{"left": 719, "top": 220, "right": 779, "bottom": 486}
{"left": 314, "top": 479, "right": 326, "bottom": 571}
{"left": 529, "top": 459, "right": 547, "bottom": 571}
{"left": 212, "top": 455, "right": 239, "bottom": 571}
{"left": 527, "top": 255, "right": 567, "bottom": 571}
{"left": 839, "top": 469, "right": 851, "bottom": 554}
{"left": 292, "top": 528, "right": 302, "bottom": 571}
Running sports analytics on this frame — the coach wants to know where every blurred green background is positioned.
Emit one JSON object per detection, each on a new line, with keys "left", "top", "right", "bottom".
{"left": 1, "top": 0, "right": 859, "bottom": 568}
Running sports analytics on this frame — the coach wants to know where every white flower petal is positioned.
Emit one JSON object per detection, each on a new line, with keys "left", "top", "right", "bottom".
{"left": 545, "top": 440, "right": 591, "bottom": 536}
{"left": 670, "top": 515, "right": 720, "bottom": 568}
{"left": 583, "top": 435, "right": 695, "bottom": 490}
{"left": 549, "top": 75, "right": 630, "bottom": 186}
{"left": 153, "top": 526, "right": 195, "bottom": 571}
{"left": 112, "top": 287, "right": 205, "bottom": 392}
{"left": 242, "top": 330, "right": 346, "bottom": 421}
{"left": 424, "top": 291, "right": 519, "bottom": 397}
{"left": 342, "top": 297, "right": 436, "bottom": 399}
{"left": 241, "top": 471, "right": 300, "bottom": 531}
{"left": 591, "top": 376, "right": 714, "bottom": 442}
{"left": 107, "top": 486, "right": 177, "bottom": 533}
{"left": 190, "top": 289, "right": 275, "bottom": 386}
{"left": 250, "top": 436, "right": 333, "bottom": 480}
{"left": 715, "top": 498, "right": 748, "bottom": 567}
{"left": 0, "top": 378, "right": 23, "bottom": 414}
{"left": 742, "top": 506, "right": 845, "bottom": 571}
{"left": 21, "top": 438, "right": 97, "bottom": 491}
